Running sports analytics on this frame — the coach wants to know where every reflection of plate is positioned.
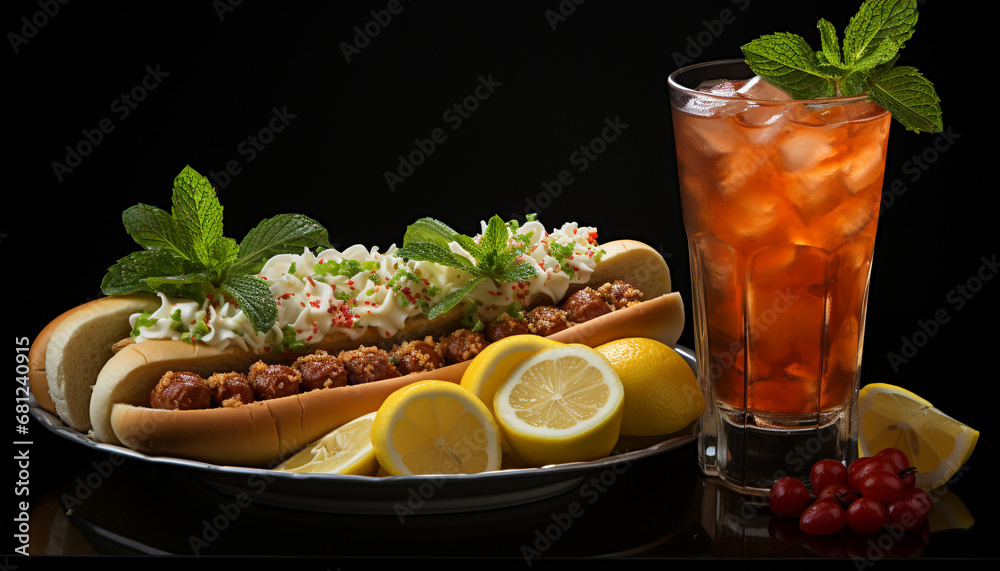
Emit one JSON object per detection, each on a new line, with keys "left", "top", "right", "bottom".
{"left": 31, "top": 345, "right": 698, "bottom": 515}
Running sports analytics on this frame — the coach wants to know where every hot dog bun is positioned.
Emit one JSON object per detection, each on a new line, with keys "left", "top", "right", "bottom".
{"left": 28, "top": 294, "right": 159, "bottom": 431}
{"left": 65, "top": 240, "right": 680, "bottom": 466}
{"left": 109, "top": 292, "right": 683, "bottom": 466}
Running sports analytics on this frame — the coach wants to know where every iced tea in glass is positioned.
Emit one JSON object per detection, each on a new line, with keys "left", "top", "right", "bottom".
{"left": 668, "top": 59, "right": 890, "bottom": 493}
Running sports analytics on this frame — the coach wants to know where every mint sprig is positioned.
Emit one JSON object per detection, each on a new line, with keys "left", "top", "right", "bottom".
{"left": 395, "top": 215, "right": 540, "bottom": 320}
{"left": 101, "top": 165, "right": 330, "bottom": 333}
{"left": 740, "top": 0, "right": 942, "bottom": 133}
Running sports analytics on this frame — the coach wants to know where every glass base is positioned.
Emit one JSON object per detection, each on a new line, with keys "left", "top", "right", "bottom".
{"left": 698, "top": 403, "right": 859, "bottom": 495}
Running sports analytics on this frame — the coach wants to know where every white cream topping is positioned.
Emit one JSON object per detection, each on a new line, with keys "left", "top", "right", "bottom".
{"left": 128, "top": 219, "right": 603, "bottom": 353}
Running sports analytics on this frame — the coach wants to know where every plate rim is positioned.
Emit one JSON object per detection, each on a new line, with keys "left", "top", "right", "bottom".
{"left": 29, "top": 345, "right": 699, "bottom": 488}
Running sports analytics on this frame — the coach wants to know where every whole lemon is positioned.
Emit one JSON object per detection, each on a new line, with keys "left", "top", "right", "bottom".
{"left": 594, "top": 338, "right": 704, "bottom": 436}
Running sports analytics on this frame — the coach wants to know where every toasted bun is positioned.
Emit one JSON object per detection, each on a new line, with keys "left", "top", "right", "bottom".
{"left": 30, "top": 294, "right": 158, "bottom": 431}
{"left": 90, "top": 239, "right": 682, "bottom": 465}
{"left": 109, "top": 293, "right": 683, "bottom": 466}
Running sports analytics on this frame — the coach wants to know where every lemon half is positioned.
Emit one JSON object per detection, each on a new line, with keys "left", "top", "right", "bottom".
{"left": 858, "top": 383, "right": 978, "bottom": 490}
{"left": 493, "top": 344, "right": 623, "bottom": 466}
{"left": 372, "top": 380, "right": 502, "bottom": 476}
{"left": 275, "top": 412, "right": 379, "bottom": 475}
{"left": 461, "top": 334, "right": 562, "bottom": 415}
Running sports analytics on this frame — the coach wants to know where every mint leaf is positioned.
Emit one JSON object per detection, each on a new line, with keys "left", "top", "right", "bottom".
{"left": 395, "top": 242, "right": 482, "bottom": 276}
{"left": 210, "top": 236, "right": 240, "bottom": 272}
{"left": 817, "top": 19, "right": 844, "bottom": 67}
{"left": 101, "top": 249, "right": 207, "bottom": 300}
{"left": 427, "top": 276, "right": 486, "bottom": 320}
{"left": 103, "top": 165, "right": 332, "bottom": 340}
{"left": 742, "top": 0, "right": 941, "bottom": 133}
{"left": 843, "top": 0, "right": 917, "bottom": 66}
{"left": 122, "top": 203, "right": 195, "bottom": 261}
{"left": 479, "top": 215, "right": 510, "bottom": 270}
{"left": 217, "top": 274, "right": 278, "bottom": 333}
{"left": 867, "top": 65, "right": 943, "bottom": 133}
{"left": 452, "top": 234, "right": 485, "bottom": 261}
{"left": 171, "top": 165, "right": 225, "bottom": 268}
{"left": 401, "top": 217, "right": 460, "bottom": 250}
{"left": 499, "top": 260, "right": 542, "bottom": 283}
{"left": 229, "top": 213, "right": 330, "bottom": 276}
{"left": 853, "top": 38, "right": 900, "bottom": 71}
{"left": 741, "top": 32, "right": 836, "bottom": 99}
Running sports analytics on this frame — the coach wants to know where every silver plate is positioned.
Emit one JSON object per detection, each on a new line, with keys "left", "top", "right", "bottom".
{"left": 30, "top": 345, "right": 698, "bottom": 514}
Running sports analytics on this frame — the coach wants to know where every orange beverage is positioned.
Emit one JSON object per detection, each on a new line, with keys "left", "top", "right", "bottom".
{"left": 669, "top": 60, "right": 890, "bottom": 492}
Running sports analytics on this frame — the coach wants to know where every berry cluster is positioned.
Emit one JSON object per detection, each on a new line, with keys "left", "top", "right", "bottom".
{"left": 768, "top": 448, "right": 933, "bottom": 535}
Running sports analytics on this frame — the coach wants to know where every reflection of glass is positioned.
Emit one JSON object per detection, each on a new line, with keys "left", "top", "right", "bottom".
{"left": 669, "top": 60, "right": 891, "bottom": 493}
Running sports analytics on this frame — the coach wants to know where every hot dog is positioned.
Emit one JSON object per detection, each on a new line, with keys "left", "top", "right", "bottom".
{"left": 94, "top": 239, "right": 683, "bottom": 466}
{"left": 27, "top": 174, "right": 685, "bottom": 467}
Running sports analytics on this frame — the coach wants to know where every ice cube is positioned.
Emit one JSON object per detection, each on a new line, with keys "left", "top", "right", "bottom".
{"left": 683, "top": 79, "right": 751, "bottom": 118}
{"left": 731, "top": 192, "right": 781, "bottom": 241}
{"left": 736, "top": 76, "right": 792, "bottom": 101}
{"left": 826, "top": 196, "right": 877, "bottom": 240}
{"left": 683, "top": 116, "right": 744, "bottom": 155}
{"left": 778, "top": 129, "right": 839, "bottom": 172}
{"left": 696, "top": 79, "right": 745, "bottom": 96}
{"left": 844, "top": 142, "right": 886, "bottom": 194}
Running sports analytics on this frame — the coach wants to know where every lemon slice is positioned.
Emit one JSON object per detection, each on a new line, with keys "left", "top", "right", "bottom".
{"left": 858, "top": 383, "right": 979, "bottom": 490}
{"left": 493, "top": 344, "right": 624, "bottom": 467}
{"left": 594, "top": 337, "right": 704, "bottom": 436}
{"left": 461, "top": 334, "right": 563, "bottom": 415}
{"left": 461, "top": 334, "right": 562, "bottom": 467}
{"left": 275, "top": 412, "right": 379, "bottom": 475}
{"left": 371, "top": 380, "right": 502, "bottom": 476}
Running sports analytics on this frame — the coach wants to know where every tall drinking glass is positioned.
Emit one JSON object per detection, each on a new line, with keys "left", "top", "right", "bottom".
{"left": 668, "top": 59, "right": 890, "bottom": 494}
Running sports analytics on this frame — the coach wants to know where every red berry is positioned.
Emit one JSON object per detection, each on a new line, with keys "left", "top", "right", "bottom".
{"left": 815, "top": 483, "right": 859, "bottom": 508}
{"left": 874, "top": 447, "right": 910, "bottom": 472}
{"left": 810, "top": 459, "right": 848, "bottom": 493}
{"left": 886, "top": 497, "right": 926, "bottom": 531}
{"left": 849, "top": 458, "right": 895, "bottom": 492}
{"left": 859, "top": 471, "right": 904, "bottom": 503}
{"left": 847, "top": 457, "right": 875, "bottom": 490}
{"left": 901, "top": 488, "right": 933, "bottom": 519}
{"left": 768, "top": 477, "right": 812, "bottom": 517}
{"left": 846, "top": 497, "right": 887, "bottom": 535}
{"left": 799, "top": 501, "right": 847, "bottom": 535}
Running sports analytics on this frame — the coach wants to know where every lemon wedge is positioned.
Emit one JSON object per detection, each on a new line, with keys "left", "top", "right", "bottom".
{"left": 371, "top": 380, "right": 502, "bottom": 476}
{"left": 493, "top": 344, "right": 623, "bottom": 467}
{"left": 594, "top": 337, "right": 704, "bottom": 436}
{"left": 858, "top": 383, "right": 978, "bottom": 490}
{"left": 275, "top": 412, "right": 379, "bottom": 475}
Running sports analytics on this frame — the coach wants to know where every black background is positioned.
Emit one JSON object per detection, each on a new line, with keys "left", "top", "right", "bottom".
{"left": 4, "top": 0, "right": 995, "bottom": 567}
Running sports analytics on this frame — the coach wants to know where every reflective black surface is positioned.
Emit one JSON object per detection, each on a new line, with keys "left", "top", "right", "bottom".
{"left": 7, "top": 0, "right": 994, "bottom": 567}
